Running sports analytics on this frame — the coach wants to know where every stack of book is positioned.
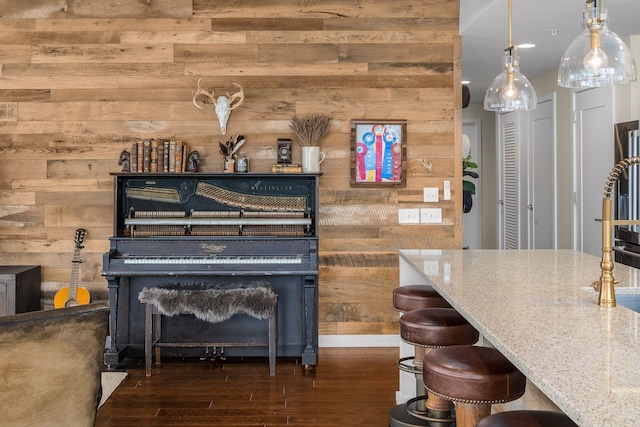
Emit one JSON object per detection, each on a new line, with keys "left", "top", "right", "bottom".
{"left": 130, "top": 139, "right": 190, "bottom": 173}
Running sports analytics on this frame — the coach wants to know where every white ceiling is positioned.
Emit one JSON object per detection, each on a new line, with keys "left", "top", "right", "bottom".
{"left": 460, "top": 0, "right": 640, "bottom": 103}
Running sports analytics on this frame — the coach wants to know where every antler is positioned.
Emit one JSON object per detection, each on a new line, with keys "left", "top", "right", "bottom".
{"left": 227, "top": 83, "right": 244, "bottom": 111}
{"left": 192, "top": 78, "right": 215, "bottom": 110}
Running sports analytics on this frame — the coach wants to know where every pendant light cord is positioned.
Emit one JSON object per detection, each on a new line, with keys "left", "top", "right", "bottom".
{"left": 506, "top": 0, "right": 518, "bottom": 67}
{"left": 508, "top": 0, "right": 513, "bottom": 49}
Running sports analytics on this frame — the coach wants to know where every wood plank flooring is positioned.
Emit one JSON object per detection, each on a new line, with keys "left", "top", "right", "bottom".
{"left": 96, "top": 347, "right": 399, "bottom": 426}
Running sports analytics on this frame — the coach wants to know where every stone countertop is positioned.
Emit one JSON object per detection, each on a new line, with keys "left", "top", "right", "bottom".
{"left": 399, "top": 249, "right": 640, "bottom": 427}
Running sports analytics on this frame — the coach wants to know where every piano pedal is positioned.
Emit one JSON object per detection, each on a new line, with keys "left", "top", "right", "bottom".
{"left": 201, "top": 347, "right": 227, "bottom": 361}
{"left": 201, "top": 346, "right": 214, "bottom": 361}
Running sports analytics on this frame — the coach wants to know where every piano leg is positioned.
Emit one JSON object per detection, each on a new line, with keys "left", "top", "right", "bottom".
{"left": 302, "top": 275, "right": 318, "bottom": 367}
{"left": 104, "top": 277, "right": 120, "bottom": 369}
{"left": 104, "top": 276, "right": 129, "bottom": 370}
{"left": 269, "top": 304, "right": 277, "bottom": 376}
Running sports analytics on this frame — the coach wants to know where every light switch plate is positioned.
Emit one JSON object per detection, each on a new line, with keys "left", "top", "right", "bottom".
{"left": 399, "top": 208, "right": 420, "bottom": 224}
{"left": 423, "top": 187, "right": 439, "bottom": 202}
{"left": 420, "top": 208, "right": 442, "bottom": 224}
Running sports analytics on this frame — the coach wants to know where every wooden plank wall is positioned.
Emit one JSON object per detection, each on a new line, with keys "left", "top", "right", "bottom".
{"left": 0, "top": 0, "right": 461, "bottom": 337}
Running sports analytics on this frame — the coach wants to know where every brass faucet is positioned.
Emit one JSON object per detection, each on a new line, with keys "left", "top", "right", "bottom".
{"left": 593, "top": 156, "right": 640, "bottom": 307}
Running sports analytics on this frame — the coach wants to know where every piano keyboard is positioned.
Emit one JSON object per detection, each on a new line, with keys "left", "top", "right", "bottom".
{"left": 123, "top": 256, "right": 303, "bottom": 265}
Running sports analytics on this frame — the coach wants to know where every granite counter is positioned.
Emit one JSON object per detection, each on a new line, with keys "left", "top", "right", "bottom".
{"left": 399, "top": 249, "right": 640, "bottom": 427}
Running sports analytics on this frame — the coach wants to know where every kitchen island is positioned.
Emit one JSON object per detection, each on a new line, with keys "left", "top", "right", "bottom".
{"left": 399, "top": 249, "right": 640, "bottom": 427}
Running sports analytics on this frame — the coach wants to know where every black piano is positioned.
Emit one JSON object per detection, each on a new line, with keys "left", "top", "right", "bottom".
{"left": 102, "top": 173, "right": 319, "bottom": 368}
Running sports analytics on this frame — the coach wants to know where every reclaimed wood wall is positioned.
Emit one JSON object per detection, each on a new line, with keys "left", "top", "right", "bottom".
{"left": 0, "top": 0, "right": 461, "bottom": 337}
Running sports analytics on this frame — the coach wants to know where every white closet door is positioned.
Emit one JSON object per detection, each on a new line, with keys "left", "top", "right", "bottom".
{"left": 573, "top": 87, "right": 613, "bottom": 256}
{"left": 529, "top": 94, "right": 557, "bottom": 249}
{"left": 497, "top": 95, "right": 557, "bottom": 250}
{"left": 498, "top": 112, "right": 526, "bottom": 249}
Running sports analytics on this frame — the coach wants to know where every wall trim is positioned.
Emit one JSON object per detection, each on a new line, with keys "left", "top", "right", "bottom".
{"left": 319, "top": 334, "right": 400, "bottom": 347}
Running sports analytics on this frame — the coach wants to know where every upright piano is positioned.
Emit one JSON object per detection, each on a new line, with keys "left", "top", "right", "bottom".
{"left": 102, "top": 173, "right": 319, "bottom": 368}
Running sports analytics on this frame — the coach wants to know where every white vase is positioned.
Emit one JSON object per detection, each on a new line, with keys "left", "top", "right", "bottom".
{"left": 301, "top": 146, "right": 325, "bottom": 173}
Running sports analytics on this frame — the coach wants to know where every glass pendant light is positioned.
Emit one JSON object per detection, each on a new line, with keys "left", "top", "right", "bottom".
{"left": 558, "top": 0, "right": 637, "bottom": 88}
{"left": 484, "top": 0, "right": 537, "bottom": 112}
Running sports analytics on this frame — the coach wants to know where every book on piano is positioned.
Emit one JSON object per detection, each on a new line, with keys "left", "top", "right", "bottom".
{"left": 272, "top": 164, "right": 302, "bottom": 173}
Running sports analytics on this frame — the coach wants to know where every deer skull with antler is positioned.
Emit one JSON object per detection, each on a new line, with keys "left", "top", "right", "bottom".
{"left": 192, "top": 78, "right": 244, "bottom": 135}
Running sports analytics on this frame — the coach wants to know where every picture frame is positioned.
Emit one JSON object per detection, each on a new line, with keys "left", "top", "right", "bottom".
{"left": 350, "top": 119, "right": 407, "bottom": 187}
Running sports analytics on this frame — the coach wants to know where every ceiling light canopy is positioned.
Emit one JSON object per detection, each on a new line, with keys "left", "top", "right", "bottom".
{"left": 484, "top": 0, "right": 537, "bottom": 112}
{"left": 558, "top": 0, "right": 637, "bottom": 88}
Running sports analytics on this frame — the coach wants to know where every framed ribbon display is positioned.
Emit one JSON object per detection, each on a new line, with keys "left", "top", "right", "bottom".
{"left": 350, "top": 120, "right": 406, "bottom": 188}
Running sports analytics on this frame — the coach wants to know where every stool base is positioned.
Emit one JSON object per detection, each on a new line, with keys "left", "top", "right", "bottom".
{"left": 406, "top": 395, "right": 455, "bottom": 427}
{"left": 389, "top": 404, "right": 431, "bottom": 427}
{"left": 389, "top": 400, "right": 455, "bottom": 427}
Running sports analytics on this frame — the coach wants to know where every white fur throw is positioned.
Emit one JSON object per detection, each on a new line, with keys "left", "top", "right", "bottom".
{"left": 138, "top": 282, "right": 276, "bottom": 324}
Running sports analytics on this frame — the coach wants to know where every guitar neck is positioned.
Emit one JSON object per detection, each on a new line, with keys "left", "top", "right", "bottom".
{"left": 68, "top": 248, "right": 82, "bottom": 299}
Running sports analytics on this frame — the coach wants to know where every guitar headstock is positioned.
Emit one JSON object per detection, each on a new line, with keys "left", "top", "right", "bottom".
{"left": 74, "top": 228, "right": 87, "bottom": 249}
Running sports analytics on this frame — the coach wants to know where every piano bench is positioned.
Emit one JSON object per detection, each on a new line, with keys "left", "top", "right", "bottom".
{"left": 139, "top": 285, "right": 277, "bottom": 377}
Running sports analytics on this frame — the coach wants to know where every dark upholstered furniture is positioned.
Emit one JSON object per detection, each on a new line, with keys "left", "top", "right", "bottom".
{"left": 393, "top": 285, "right": 452, "bottom": 312}
{"left": 474, "top": 410, "right": 578, "bottom": 427}
{"left": 0, "top": 303, "right": 109, "bottom": 427}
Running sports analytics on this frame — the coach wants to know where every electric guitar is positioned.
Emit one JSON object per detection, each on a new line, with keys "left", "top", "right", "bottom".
{"left": 54, "top": 228, "right": 91, "bottom": 308}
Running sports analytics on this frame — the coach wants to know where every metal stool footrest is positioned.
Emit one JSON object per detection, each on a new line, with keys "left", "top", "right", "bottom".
{"left": 404, "top": 395, "right": 456, "bottom": 426}
{"left": 396, "top": 356, "right": 422, "bottom": 375}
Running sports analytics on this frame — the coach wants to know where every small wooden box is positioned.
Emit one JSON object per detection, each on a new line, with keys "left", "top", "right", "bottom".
{"left": 0, "top": 266, "right": 41, "bottom": 316}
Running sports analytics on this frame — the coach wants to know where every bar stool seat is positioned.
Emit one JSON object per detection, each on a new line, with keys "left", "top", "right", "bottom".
{"left": 423, "top": 345, "right": 526, "bottom": 427}
{"left": 400, "top": 308, "right": 479, "bottom": 352}
{"left": 393, "top": 285, "right": 452, "bottom": 312}
{"left": 474, "top": 410, "right": 578, "bottom": 427}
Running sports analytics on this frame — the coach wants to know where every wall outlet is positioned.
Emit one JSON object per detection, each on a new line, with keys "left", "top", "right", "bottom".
{"left": 423, "top": 187, "right": 439, "bottom": 202}
{"left": 398, "top": 208, "right": 420, "bottom": 224}
{"left": 420, "top": 208, "right": 442, "bottom": 224}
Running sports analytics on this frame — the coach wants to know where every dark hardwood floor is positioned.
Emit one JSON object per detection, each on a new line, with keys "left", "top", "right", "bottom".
{"left": 96, "top": 348, "right": 399, "bottom": 426}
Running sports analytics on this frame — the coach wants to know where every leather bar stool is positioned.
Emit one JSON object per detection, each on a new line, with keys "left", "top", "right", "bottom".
{"left": 393, "top": 285, "right": 452, "bottom": 369}
{"left": 390, "top": 308, "right": 479, "bottom": 427}
{"left": 423, "top": 345, "right": 526, "bottom": 427}
{"left": 393, "top": 285, "right": 453, "bottom": 313}
{"left": 474, "top": 410, "right": 578, "bottom": 427}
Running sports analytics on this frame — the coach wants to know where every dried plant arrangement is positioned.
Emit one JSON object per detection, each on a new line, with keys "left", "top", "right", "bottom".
{"left": 219, "top": 134, "right": 245, "bottom": 159}
{"left": 290, "top": 114, "right": 331, "bottom": 147}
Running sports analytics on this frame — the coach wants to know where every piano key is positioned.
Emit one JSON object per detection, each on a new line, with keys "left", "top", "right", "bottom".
{"left": 123, "top": 256, "right": 303, "bottom": 264}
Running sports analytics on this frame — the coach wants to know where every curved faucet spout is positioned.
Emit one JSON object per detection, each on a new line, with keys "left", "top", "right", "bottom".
{"left": 594, "top": 156, "right": 640, "bottom": 307}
